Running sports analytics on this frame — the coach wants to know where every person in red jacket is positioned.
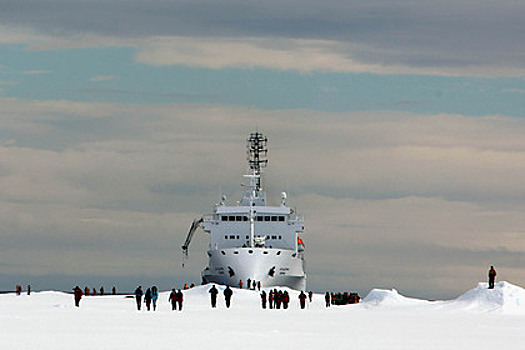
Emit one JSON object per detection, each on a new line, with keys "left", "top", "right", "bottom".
{"left": 169, "top": 289, "right": 178, "bottom": 310}
{"left": 73, "top": 286, "right": 83, "bottom": 307}
{"left": 488, "top": 266, "right": 497, "bottom": 289}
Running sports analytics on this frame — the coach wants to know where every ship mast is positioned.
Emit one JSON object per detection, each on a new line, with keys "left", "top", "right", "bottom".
{"left": 246, "top": 132, "right": 268, "bottom": 247}
{"left": 247, "top": 132, "right": 268, "bottom": 190}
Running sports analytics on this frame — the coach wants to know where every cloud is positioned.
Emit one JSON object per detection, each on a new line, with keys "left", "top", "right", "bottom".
{"left": 1, "top": 97, "right": 524, "bottom": 296}
{"left": 89, "top": 75, "right": 117, "bottom": 82}
{"left": 0, "top": 0, "right": 523, "bottom": 77}
{"left": 22, "top": 70, "right": 52, "bottom": 75}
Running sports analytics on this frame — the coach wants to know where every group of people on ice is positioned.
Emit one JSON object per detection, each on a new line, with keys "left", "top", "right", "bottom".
{"left": 133, "top": 286, "right": 160, "bottom": 311}
{"left": 83, "top": 286, "right": 117, "bottom": 296}
{"left": 71, "top": 266, "right": 500, "bottom": 309}
{"left": 239, "top": 279, "right": 261, "bottom": 291}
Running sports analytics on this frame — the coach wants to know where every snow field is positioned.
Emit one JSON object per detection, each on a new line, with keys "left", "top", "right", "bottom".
{"left": 1, "top": 282, "right": 524, "bottom": 349}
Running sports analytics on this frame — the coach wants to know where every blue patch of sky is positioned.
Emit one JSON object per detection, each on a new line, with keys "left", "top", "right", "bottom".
{"left": 1, "top": 44, "right": 524, "bottom": 117}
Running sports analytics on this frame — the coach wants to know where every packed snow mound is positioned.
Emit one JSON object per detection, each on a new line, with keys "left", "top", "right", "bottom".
{"left": 450, "top": 281, "right": 525, "bottom": 313}
{"left": 362, "top": 288, "right": 427, "bottom": 307}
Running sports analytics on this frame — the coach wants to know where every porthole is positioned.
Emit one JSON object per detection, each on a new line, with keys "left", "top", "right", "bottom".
{"left": 263, "top": 251, "right": 268, "bottom": 254}
{"left": 221, "top": 251, "right": 226, "bottom": 255}
{"left": 248, "top": 250, "right": 253, "bottom": 254}
{"left": 276, "top": 251, "right": 281, "bottom": 255}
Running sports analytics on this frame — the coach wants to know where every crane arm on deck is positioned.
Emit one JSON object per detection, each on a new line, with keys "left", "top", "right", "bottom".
{"left": 181, "top": 217, "right": 204, "bottom": 258}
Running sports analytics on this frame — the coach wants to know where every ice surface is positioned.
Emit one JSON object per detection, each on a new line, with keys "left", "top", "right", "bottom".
{"left": 2, "top": 282, "right": 524, "bottom": 349}
{"left": 362, "top": 288, "right": 429, "bottom": 307}
{"left": 447, "top": 281, "right": 525, "bottom": 313}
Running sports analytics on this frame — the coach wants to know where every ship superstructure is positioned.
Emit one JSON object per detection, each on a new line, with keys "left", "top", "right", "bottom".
{"left": 182, "top": 132, "right": 306, "bottom": 290}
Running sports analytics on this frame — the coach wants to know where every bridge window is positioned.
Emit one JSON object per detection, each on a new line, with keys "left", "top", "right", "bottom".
{"left": 271, "top": 216, "right": 277, "bottom": 221}
{"left": 264, "top": 216, "right": 270, "bottom": 221}
{"left": 243, "top": 216, "right": 248, "bottom": 221}
{"left": 224, "top": 235, "right": 228, "bottom": 239}
{"left": 236, "top": 216, "right": 242, "bottom": 221}
{"left": 236, "top": 235, "right": 240, "bottom": 239}
{"left": 229, "top": 235, "right": 235, "bottom": 239}
{"left": 222, "top": 216, "right": 227, "bottom": 221}
{"left": 256, "top": 216, "right": 263, "bottom": 221}
{"left": 272, "top": 236, "right": 277, "bottom": 239}
{"left": 279, "top": 216, "right": 285, "bottom": 221}
{"left": 229, "top": 216, "right": 235, "bottom": 221}
{"left": 279, "top": 235, "right": 282, "bottom": 239}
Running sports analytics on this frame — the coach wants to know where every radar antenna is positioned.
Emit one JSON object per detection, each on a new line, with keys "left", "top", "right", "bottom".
{"left": 246, "top": 132, "right": 268, "bottom": 190}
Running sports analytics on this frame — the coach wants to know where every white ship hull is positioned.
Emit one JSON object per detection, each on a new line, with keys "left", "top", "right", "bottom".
{"left": 202, "top": 247, "right": 306, "bottom": 290}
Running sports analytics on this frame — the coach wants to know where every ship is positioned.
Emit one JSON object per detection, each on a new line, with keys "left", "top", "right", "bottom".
{"left": 182, "top": 132, "right": 307, "bottom": 290}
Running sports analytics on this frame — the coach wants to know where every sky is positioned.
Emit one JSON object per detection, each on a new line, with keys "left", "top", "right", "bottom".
{"left": 0, "top": 0, "right": 524, "bottom": 299}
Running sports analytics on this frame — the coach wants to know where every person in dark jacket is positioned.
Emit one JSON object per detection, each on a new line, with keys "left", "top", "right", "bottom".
{"left": 325, "top": 292, "right": 331, "bottom": 307}
{"left": 209, "top": 285, "right": 218, "bottom": 308}
{"left": 275, "top": 290, "right": 282, "bottom": 309}
{"left": 134, "top": 286, "right": 143, "bottom": 310}
{"left": 308, "top": 291, "right": 313, "bottom": 302}
{"left": 298, "top": 291, "right": 307, "bottom": 309}
{"left": 144, "top": 288, "right": 152, "bottom": 311}
{"left": 177, "top": 290, "right": 184, "bottom": 311}
{"left": 269, "top": 290, "right": 274, "bottom": 309}
{"left": 224, "top": 285, "right": 233, "bottom": 308}
{"left": 100, "top": 287, "right": 104, "bottom": 296}
{"left": 260, "top": 290, "right": 267, "bottom": 309}
{"left": 73, "top": 286, "right": 83, "bottom": 307}
{"left": 488, "top": 266, "right": 497, "bottom": 289}
{"left": 112, "top": 286, "right": 117, "bottom": 295}
{"left": 169, "top": 289, "right": 178, "bottom": 310}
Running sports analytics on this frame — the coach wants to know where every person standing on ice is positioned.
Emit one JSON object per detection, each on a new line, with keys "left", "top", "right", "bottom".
{"left": 134, "top": 286, "right": 143, "bottom": 310}
{"left": 283, "top": 291, "right": 290, "bottom": 309}
{"left": 260, "top": 291, "right": 267, "bottom": 309}
{"left": 176, "top": 290, "right": 184, "bottom": 311}
{"left": 325, "top": 292, "right": 331, "bottom": 308}
{"left": 169, "top": 289, "right": 178, "bottom": 310}
{"left": 144, "top": 288, "right": 152, "bottom": 311}
{"left": 298, "top": 291, "right": 307, "bottom": 309}
{"left": 209, "top": 285, "right": 218, "bottom": 308}
{"left": 151, "top": 286, "right": 159, "bottom": 311}
{"left": 224, "top": 285, "right": 233, "bottom": 308}
{"left": 488, "top": 266, "right": 497, "bottom": 289}
{"left": 73, "top": 286, "right": 83, "bottom": 307}
{"left": 308, "top": 291, "right": 313, "bottom": 302}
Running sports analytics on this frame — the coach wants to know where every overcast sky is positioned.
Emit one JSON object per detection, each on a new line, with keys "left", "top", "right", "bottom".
{"left": 1, "top": 1, "right": 524, "bottom": 298}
